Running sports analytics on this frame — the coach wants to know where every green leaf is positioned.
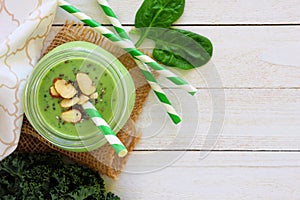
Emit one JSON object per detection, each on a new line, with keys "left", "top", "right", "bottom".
{"left": 146, "top": 28, "right": 213, "bottom": 70}
{"left": 67, "top": 186, "right": 98, "bottom": 199}
{"left": 105, "top": 192, "right": 121, "bottom": 200}
{"left": 135, "top": 0, "right": 185, "bottom": 47}
{"left": 135, "top": 0, "right": 185, "bottom": 28}
{"left": 0, "top": 153, "right": 119, "bottom": 199}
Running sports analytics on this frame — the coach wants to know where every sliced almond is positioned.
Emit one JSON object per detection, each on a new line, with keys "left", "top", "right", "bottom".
{"left": 89, "top": 92, "right": 99, "bottom": 100}
{"left": 54, "top": 79, "right": 77, "bottom": 99}
{"left": 61, "top": 109, "right": 82, "bottom": 123}
{"left": 53, "top": 78, "right": 62, "bottom": 84}
{"left": 60, "top": 97, "right": 80, "bottom": 108}
{"left": 78, "top": 94, "right": 90, "bottom": 105}
{"left": 76, "top": 72, "right": 96, "bottom": 95}
{"left": 49, "top": 86, "right": 61, "bottom": 98}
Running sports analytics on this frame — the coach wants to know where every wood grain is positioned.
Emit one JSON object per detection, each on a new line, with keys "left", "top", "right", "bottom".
{"left": 135, "top": 89, "right": 300, "bottom": 150}
{"left": 103, "top": 152, "right": 300, "bottom": 200}
{"left": 54, "top": 0, "right": 300, "bottom": 25}
{"left": 48, "top": 1, "right": 300, "bottom": 198}
{"left": 45, "top": 28, "right": 300, "bottom": 150}
{"left": 46, "top": 26, "right": 300, "bottom": 88}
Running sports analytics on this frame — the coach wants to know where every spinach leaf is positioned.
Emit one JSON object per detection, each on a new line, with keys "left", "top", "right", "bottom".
{"left": 146, "top": 28, "right": 213, "bottom": 70}
{"left": 135, "top": 0, "right": 185, "bottom": 47}
{"left": 133, "top": 0, "right": 213, "bottom": 69}
{"left": 135, "top": 0, "right": 185, "bottom": 28}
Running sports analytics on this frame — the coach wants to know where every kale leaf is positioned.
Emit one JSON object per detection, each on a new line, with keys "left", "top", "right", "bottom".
{"left": 0, "top": 153, "right": 120, "bottom": 200}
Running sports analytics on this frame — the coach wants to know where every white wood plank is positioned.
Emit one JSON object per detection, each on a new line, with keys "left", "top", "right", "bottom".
{"left": 54, "top": 0, "right": 300, "bottom": 25}
{"left": 134, "top": 89, "right": 300, "bottom": 150}
{"left": 104, "top": 151, "right": 300, "bottom": 200}
{"left": 45, "top": 26, "right": 300, "bottom": 88}
{"left": 43, "top": 27, "right": 300, "bottom": 150}
{"left": 48, "top": 1, "right": 300, "bottom": 199}
{"left": 151, "top": 26, "right": 300, "bottom": 88}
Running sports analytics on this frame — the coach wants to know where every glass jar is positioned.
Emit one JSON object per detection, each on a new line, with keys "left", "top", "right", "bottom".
{"left": 24, "top": 41, "right": 135, "bottom": 152}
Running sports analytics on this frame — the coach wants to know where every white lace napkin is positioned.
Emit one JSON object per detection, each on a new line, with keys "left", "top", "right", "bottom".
{"left": 0, "top": 0, "right": 57, "bottom": 160}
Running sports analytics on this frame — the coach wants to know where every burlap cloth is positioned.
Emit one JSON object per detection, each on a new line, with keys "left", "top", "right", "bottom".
{"left": 17, "top": 22, "right": 151, "bottom": 179}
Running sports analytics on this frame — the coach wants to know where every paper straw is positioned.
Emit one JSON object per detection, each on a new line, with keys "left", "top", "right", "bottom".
{"left": 97, "top": 0, "right": 181, "bottom": 124}
{"left": 58, "top": 0, "right": 197, "bottom": 96}
{"left": 97, "top": 0, "right": 131, "bottom": 40}
{"left": 82, "top": 101, "right": 128, "bottom": 157}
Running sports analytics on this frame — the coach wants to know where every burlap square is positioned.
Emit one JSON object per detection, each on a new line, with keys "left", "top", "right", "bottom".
{"left": 17, "top": 22, "right": 151, "bottom": 179}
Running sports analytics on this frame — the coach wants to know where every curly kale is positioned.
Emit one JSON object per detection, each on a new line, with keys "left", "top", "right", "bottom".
{"left": 0, "top": 153, "right": 120, "bottom": 200}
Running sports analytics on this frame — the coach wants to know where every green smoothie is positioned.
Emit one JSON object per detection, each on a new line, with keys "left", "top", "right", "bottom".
{"left": 37, "top": 58, "right": 118, "bottom": 139}
{"left": 24, "top": 41, "right": 135, "bottom": 152}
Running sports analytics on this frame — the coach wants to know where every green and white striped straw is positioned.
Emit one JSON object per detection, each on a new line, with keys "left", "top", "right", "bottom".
{"left": 58, "top": 0, "right": 197, "bottom": 96}
{"left": 97, "top": 0, "right": 181, "bottom": 124}
{"left": 82, "top": 101, "right": 128, "bottom": 157}
{"left": 97, "top": 0, "right": 130, "bottom": 41}
{"left": 138, "top": 62, "right": 181, "bottom": 123}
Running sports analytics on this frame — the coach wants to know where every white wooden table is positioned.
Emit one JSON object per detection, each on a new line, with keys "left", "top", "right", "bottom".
{"left": 51, "top": 1, "right": 300, "bottom": 199}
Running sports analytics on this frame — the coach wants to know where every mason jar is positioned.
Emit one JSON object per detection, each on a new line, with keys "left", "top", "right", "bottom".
{"left": 24, "top": 41, "right": 135, "bottom": 152}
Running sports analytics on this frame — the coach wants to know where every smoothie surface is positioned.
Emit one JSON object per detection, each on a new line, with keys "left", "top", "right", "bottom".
{"left": 37, "top": 58, "right": 118, "bottom": 139}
